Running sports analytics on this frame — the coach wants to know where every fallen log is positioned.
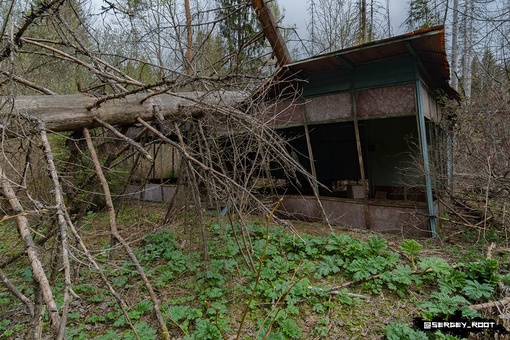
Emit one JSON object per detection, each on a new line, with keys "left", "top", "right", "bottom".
{"left": 0, "top": 91, "right": 245, "bottom": 133}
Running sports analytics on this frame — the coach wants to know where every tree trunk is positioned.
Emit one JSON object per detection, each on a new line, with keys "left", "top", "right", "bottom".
{"left": 185, "top": 0, "right": 194, "bottom": 75}
{"left": 251, "top": 0, "right": 292, "bottom": 66}
{"left": 462, "top": 0, "right": 474, "bottom": 100}
{"left": 0, "top": 166, "right": 62, "bottom": 333}
{"left": 0, "top": 91, "right": 244, "bottom": 133}
{"left": 450, "top": 0, "right": 459, "bottom": 90}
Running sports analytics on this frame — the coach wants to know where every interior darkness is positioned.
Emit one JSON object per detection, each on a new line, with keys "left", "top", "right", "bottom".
{"left": 273, "top": 122, "right": 365, "bottom": 196}
{"left": 272, "top": 117, "right": 426, "bottom": 202}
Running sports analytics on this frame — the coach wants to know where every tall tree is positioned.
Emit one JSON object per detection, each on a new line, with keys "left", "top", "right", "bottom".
{"left": 216, "top": 0, "right": 266, "bottom": 74}
{"left": 306, "top": 0, "right": 359, "bottom": 54}
{"left": 461, "top": 0, "right": 475, "bottom": 99}
{"left": 450, "top": 0, "right": 460, "bottom": 90}
{"left": 404, "top": 0, "right": 441, "bottom": 30}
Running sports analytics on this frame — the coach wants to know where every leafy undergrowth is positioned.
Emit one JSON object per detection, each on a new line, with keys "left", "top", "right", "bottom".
{"left": 1, "top": 203, "right": 510, "bottom": 339}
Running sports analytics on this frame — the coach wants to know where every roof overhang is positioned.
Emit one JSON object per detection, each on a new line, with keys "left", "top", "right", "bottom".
{"left": 263, "top": 25, "right": 459, "bottom": 101}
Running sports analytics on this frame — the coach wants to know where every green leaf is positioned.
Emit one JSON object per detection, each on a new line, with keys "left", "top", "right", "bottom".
{"left": 94, "top": 330, "right": 119, "bottom": 340}
{"left": 124, "top": 321, "right": 157, "bottom": 340}
{"left": 192, "top": 319, "right": 222, "bottom": 340}
{"left": 418, "top": 257, "right": 451, "bottom": 274}
{"left": 438, "top": 270, "right": 467, "bottom": 294}
{"left": 418, "top": 292, "right": 469, "bottom": 317}
{"left": 288, "top": 278, "right": 311, "bottom": 299}
{"left": 314, "top": 255, "right": 342, "bottom": 278}
{"left": 459, "top": 306, "right": 480, "bottom": 318}
{"left": 465, "top": 258, "right": 499, "bottom": 285}
{"left": 167, "top": 305, "right": 201, "bottom": 322}
{"left": 347, "top": 259, "right": 371, "bottom": 281}
{"left": 400, "top": 239, "right": 423, "bottom": 256}
{"left": 367, "top": 236, "right": 387, "bottom": 253}
{"left": 135, "top": 300, "right": 153, "bottom": 313}
{"left": 279, "top": 318, "right": 302, "bottom": 339}
{"left": 462, "top": 279, "right": 494, "bottom": 300}
{"left": 0, "top": 319, "right": 11, "bottom": 331}
{"left": 335, "top": 288, "right": 354, "bottom": 305}
{"left": 67, "top": 312, "right": 81, "bottom": 320}
{"left": 285, "top": 302, "right": 300, "bottom": 315}
{"left": 113, "top": 315, "right": 126, "bottom": 327}
{"left": 385, "top": 322, "right": 428, "bottom": 340}
{"left": 324, "top": 233, "right": 352, "bottom": 253}
{"left": 391, "top": 264, "right": 415, "bottom": 285}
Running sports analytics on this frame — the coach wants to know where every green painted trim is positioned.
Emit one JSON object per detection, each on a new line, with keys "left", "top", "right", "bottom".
{"left": 302, "top": 57, "right": 416, "bottom": 97}
{"left": 415, "top": 74, "right": 437, "bottom": 237}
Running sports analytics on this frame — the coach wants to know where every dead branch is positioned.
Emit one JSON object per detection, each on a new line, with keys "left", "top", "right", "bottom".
{"left": 61, "top": 206, "right": 138, "bottom": 339}
{"left": 40, "top": 127, "right": 74, "bottom": 340}
{"left": 0, "top": 165, "right": 61, "bottom": 332}
{"left": 83, "top": 127, "right": 170, "bottom": 340}
{"left": 0, "top": 0, "right": 66, "bottom": 62}
{"left": 0, "top": 70, "right": 57, "bottom": 95}
{"left": 469, "top": 297, "right": 510, "bottom": 311}
{"left": 0, "top": 269, "right": 34, "bottom": 317}
{"left": 93, "top": 117, "right": 153, "bottom": 162}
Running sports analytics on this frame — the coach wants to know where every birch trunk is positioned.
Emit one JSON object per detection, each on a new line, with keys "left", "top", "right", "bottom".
{"left": 450, "top": 0, "right": 459, "bottom": 90}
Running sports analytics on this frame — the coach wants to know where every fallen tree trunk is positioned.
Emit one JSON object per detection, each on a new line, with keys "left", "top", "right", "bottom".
{"left": 1, "top": 91, "right": 245, "bottom": 133}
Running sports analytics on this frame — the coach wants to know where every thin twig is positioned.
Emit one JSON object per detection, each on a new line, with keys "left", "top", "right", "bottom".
{"left": 84, "top": 127, "right": 169, "bottom": 340}
{"left": 93, "top": 117, "right": 153, "bottom": 162}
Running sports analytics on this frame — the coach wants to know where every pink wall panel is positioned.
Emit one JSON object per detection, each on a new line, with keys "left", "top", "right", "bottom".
{"left": 356, "top": 84, "right": 416, "bottom": 118}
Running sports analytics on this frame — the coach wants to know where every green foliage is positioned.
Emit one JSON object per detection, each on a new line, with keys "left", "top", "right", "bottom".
{"left": 462, "top": 279, "right": 494, "bottom": 300}
{"left": 418, "top": 257, "right": 451, "bottom": 274}
{"left": 400, "top": 239, "right": 423, "bottom": 269}
{"left": 67, "top": 321, "right": 90, "bottom": 339}
{"left": 314, "top": 255, "right": 342, "bottom": 278}
{"left": 278, "top": 318, "right": 302, "bottom": 339}
{"left": 191, "top": 319, "right": 222, "bottom": 340}
{"left": 3, "top": 220, "right": 505, "bottom": 339}
{"left": 437, "top": 270, "right": 467, "bottom": 294}
{"left": 385, "top": 321, "right": 428, "bottom": 340}
{"left": 215, "top": 0, "right": 266, "bottom": 74}
{"left": 418, "top": 292, "right": 470, "bottom": 319}
{"left": 381, "top": 264, "right": 422, "bottom": 297}
{"left": 0, "top": 292, "right": 11, "bottom": 305}
{"left": 464, "top": 258, "right": 499, "bottom": 285}
{"left": 94, "top": 330, "right": 120, "bottom": 340}
{"left": 404, "top": 0, "right": 441, "bottom": 30}
{"left": 123, "top": 321, "right": 157, "bottom": 340}
{"left": 127, "top": 300, "right": 153, "bottom": 320}
{"left": 88, "top": 293, "right": 105, "bottom": 303}
{"left": 0, "top": 320, "right": 11, "bottom": 331}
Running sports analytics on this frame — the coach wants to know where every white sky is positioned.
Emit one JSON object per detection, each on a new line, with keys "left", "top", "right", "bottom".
{"left": 277, "top": 0, "right": 408, "bottom": 39}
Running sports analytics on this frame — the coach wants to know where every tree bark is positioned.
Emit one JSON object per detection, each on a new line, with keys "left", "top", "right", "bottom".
{"left": 251, "top": 0, "right": 292, "bottom": 66}
{"left": 185, "top": 0, "right": 194, "bottom": 75}
{"left": 83, "top": 128, "right": 170, "bottom": 339}
{"left": 450, "top": 0, "right": 459, "bottom": 90}
{"left": 0, "top": 166, "right": 61, "bottom": 333}
{"left": 1, "top": 91, "right": 244, "bottom": 133}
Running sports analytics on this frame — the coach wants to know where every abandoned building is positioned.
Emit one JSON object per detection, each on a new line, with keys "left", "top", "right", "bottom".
{"left": 125, "top": 25, "right": 457, "bottom": 238}
{"left": 258, "top": 25, "right": 458, "bottom": 237}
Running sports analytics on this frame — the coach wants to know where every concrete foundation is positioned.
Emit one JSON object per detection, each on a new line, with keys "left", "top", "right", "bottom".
{"left": 278, "top": 195, "right": 431, "bottom": 237}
